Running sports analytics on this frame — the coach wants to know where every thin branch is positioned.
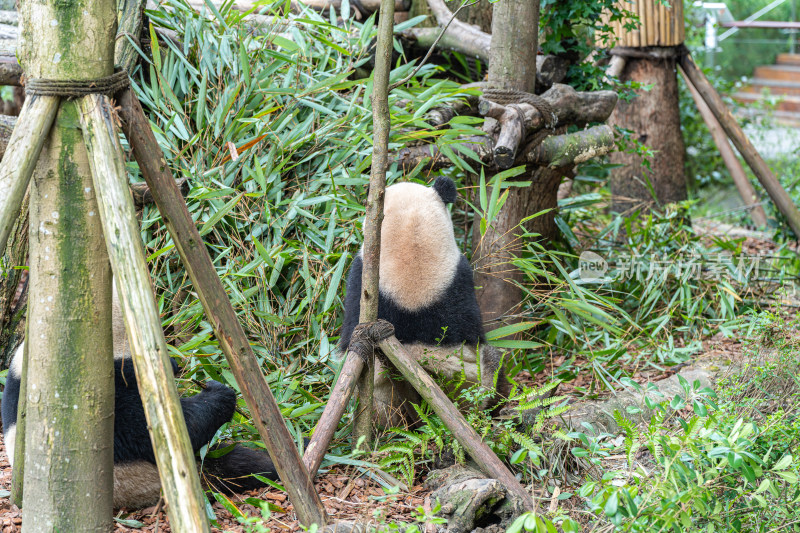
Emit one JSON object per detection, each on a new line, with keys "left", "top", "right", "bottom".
{"left": 388, "top": 0, "right": 480, "bottom": 90}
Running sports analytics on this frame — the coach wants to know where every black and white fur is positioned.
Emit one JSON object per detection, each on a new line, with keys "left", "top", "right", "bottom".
{"left": 2, "top": 294, "right": 280, "bottom": 509}
{"left": 339, "top": 177, "right": 510, "bottom": 425}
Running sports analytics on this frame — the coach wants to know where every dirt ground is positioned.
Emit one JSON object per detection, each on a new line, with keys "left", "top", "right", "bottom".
{"left": 0, "top": 435, "right": 431, "bottom": 532}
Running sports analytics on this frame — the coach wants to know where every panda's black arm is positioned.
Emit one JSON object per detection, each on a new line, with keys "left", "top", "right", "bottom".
{"left": 339, "top": 254, "right": 363, "bottom": 351}
{"left": 180, "top": 381, "right": 237, "bottom": 453}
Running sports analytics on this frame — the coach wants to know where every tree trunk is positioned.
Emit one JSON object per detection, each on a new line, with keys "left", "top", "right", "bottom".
{"left": 609, "top": 54, "right": 686, "bottom": 214}
{"left": 0, "top": 194, "right": 26, "bottom": 370}
{"left": 18, "top": 0, "right": 115, "bottom": 530}
{"left": 457, "top": 0, "right": 492, "bottom": 34}
{"left": 473, "top": 0, "right": 542, "bottom": 328}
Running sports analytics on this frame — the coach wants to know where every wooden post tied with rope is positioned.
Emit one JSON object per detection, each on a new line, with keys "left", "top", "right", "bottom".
{"left": 0, "top": 0, "right": 329, "bottom": 530}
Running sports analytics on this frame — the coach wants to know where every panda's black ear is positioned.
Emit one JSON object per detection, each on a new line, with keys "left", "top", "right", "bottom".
{"left": 433, "top": 177, "right": 457, "bottom": 204}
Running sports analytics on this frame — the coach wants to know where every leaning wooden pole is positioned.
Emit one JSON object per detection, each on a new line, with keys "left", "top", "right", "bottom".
{"left": 304, "top": 353, "right": 364, "bottom": 475}
{"left": 375, "top": 327, "right": 534, "bottom": 510}
{"left": 79, "top": 93, "right": 211, "bottom": 532}
{"left": 17, "top": 1, "right": 116, "bottom": 530}
{"left": 0, "top": 96, "right": 59, "bottom": 257}
{"left": 679, "top": 49, "right": 800, "bottom": 237}
{"left": 678, "top": 67, "right": 768, "bottom": 227}
{"left": 116, "top": 89, "right": 328, "bottom": 528}
{"left": 352, "top": 0, "right": 396, "bottom": 451}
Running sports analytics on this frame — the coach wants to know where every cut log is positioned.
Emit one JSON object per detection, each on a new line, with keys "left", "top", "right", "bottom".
{"left": 493, "top": 105, "right": 525, "bottom": 169}
{"left": 424, "top": 0, "right": 491, "bottom": 59}
{"left": 525, "top": 125, "right": 615, "bottom": 168}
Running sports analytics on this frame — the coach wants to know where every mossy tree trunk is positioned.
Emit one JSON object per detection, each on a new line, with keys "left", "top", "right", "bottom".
{"left": 18, "top": 1, "right": 116, "bottom": 530}
{"left": 472, "top": 0, "right": 547, "bottom": 328}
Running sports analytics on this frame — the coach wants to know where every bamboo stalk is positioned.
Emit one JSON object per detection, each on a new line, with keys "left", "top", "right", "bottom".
{"left": 377, "top": 334, "right": 534, "bottom": 510}
{"left": 675, "top": 0, "right": 684, "bottom": 43}
{"left": 78, "top": 93, "right": 211, "bottom": 533}
{"left": 116, "top": 89, "right": 328, "bottom": 528}
{"left": 642, "top": 0, "right": 651, "bottom": 46}
{"left": 679, "top": 68, "right": 768, "bottom": 227}
{"left": 678, "top": 51, "right": 800, "bottom": 237}
{"left": 0, "top": 96, "right": 59, "bottom": 257}
{"left": 303, "top": 353, "right": 364, "bottom": 475}
{"left": 353, "top": 0, "right": 396, "bottom": 451}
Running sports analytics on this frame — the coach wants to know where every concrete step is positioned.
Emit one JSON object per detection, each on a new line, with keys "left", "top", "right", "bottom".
{"left": 736, "top": 107, "right": 800, "bottom": 127}
{"left": 740, "top": 78, "right": 800, "bottom": 96}
{"left": 733, "top": 91, "right": 800, "bottom": 112}
{"left": 776, "top": 53, "right": 800, "bottom": 66}
{"left": 753, "top": 64, "right": 800, "bottom": 82}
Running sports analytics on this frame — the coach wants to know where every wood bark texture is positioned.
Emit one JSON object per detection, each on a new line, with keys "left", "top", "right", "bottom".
{"left": 679, "top": 68, "right": 767, "bottom": 227}
{"left": 473, "top": 0, "right": 542, "bottom": 327}
{"left": 0, "top": 192, "right": 26, "bottom": 371}
{"left": 526, "top": 125, "right": 616, "bottom": 168}
{"left": 679, "top": 51, "right": 800, "bottom": 236}
{"left": 79, "top": 93, "right": 211, "bottom": 533}
{"left": 0, "top": 97, "right": 59, "bottom": 258}
{"left": 377, "top": 334, "right": 534, "bottom": 510}
{"left": 116, "top": 89, "right": 327, "bottom": 527}
{"left": 23, "top": 102, "right": 115, "bottom": 531}
{"left": 17, "top": 0, "right": 118, "bottom": 529}
{"left": 608, "top": 54, "right": 687, "bottom": 214}
{"left": 303, "top": 353, "right": 364, "bottom": 475}
{"left": 353, "top": 0, "right": 396, "bottom": 451}
{"left": 115, "top": 0, "right": 148, "bottom": 74}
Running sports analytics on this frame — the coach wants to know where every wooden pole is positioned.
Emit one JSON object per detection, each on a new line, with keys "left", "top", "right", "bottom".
{"left": 115, "top": 89, "right": 327, "bottom": 528}
{"left": 17, "top": 0, "right": 117, "bottom": 529}
{"left": 304, "top": 353, "right": 364, "bottom": 475}
{"left": 353, "top": 0, "right": 396, "bottom": 451}
{"left": 78, "top": 93, "right": 211, "bottom": 533}
{"left": 0, "top": 96, "right": 59, "bottom": 257}
{"left": 678, "top": 67, "right": 768, "bottom": 227}
{"left": 678, "top": 50, "right": 800, "bottom": 237}
{"left": 9, "top": 327, "right": 27, "bottom": 506}
{"left": 376, "top": 332, "right": 534, "bottom": 510}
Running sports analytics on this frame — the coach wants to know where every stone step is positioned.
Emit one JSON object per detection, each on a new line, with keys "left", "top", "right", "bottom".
{"left": 740, "top": 78, "right": 800, "bottom": 96}
{"left": 776, "top": 53, "right": 800, "bottom": 66}
{"left": 733, "top": 91, "right": 800, "bottom": 112}
{"left": 753, "top": 64, "right": 800, "bottom": 82}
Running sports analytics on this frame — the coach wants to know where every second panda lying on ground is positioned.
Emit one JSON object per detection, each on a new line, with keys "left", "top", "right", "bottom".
{"left": 2, "top": 292, "right": 281, "bottom": 509}
{"left": 339, "top": 176, "right": 511, "bottom": 425}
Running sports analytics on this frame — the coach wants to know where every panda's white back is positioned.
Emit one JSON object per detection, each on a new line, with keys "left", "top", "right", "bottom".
{"left": 376, "top": 182, "right": 461, "bottom": 312}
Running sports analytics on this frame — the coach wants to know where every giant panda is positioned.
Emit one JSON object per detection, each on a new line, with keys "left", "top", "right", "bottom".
{"left": 1, "top": 292, "right": 281, "bottom": 509}
{"left": 339, "top": 176, "right": 510, "bottom": 425}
